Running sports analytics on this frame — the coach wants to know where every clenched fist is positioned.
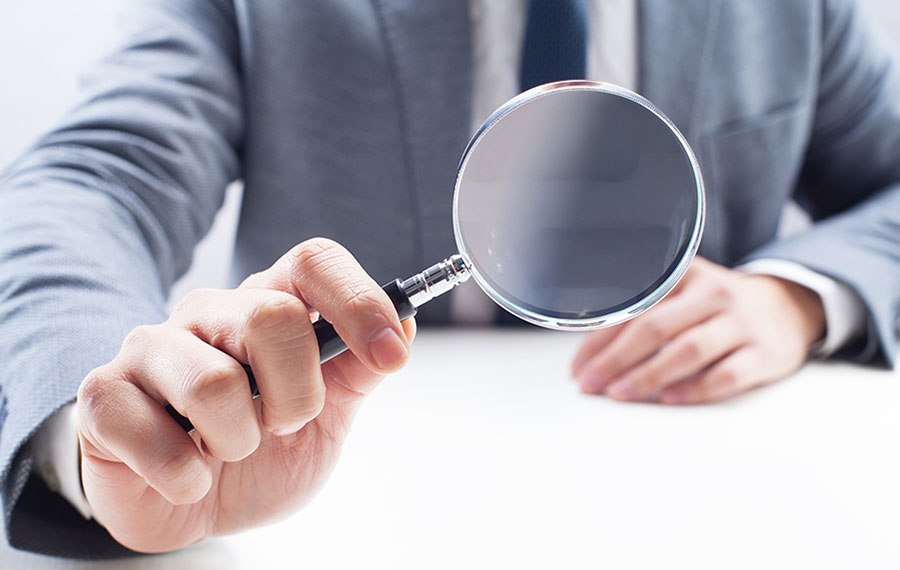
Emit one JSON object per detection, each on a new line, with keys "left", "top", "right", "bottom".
{"left": 76, "top": 238, "right": 415, "bottom": 553}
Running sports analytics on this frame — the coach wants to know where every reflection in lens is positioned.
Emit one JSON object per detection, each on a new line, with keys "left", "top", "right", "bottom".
{"left": 454, "top": 83, "right": 703, "bottom": 328}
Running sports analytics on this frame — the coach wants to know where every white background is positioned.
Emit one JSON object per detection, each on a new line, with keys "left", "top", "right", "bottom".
{"left": 1, "top": 1, "right": 898, "bottom": 304}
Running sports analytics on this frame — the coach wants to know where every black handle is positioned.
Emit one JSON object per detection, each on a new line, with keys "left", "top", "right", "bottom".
{"left": 167, "top": 279, "right": 416, "bottom": 433}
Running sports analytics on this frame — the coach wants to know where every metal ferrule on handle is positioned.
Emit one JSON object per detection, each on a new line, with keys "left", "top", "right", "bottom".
{"left": 400, "top": 254, "right": 471, "bottom": 308}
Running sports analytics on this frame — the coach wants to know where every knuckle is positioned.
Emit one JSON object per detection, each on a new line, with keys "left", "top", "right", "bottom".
{"left": 273, "top": 386, "right": 327, "bottom": 427}
{"left": 300, "top": 236, "right": 342, "bottom": 254}
{"left": 171, "top": 288, "right": 216, "bottom": 316}
{"left": 263, "top": 375, "right": 327, "bottom": 430}
{"left": 122, "top": 325, "right": 158, "bottom": 350}
{"left": 77, "top": 367, "right": 131, "bottom": 440}
{"left": 183, "top": 361, "right": 246, "bottom": 412}
{"left": 77, "top": 368, "right": 112, "bottom": 414}
{"left": 290, "top": 237, "right": 345, "bottom": 279}
{"left": 77, "top": 366, "right": 124, "bottom": 414}
{"left": 305, "top": 387, "right": 328, "bottom": 417}
{"left": 637, "top": 318, "right": 666, "bottom": 343}
{"left": 239, "top": 271, "right": 265, "bottom": 288}
{"left": 713, "top": 365, "right": 740, "bottom": 388}
{"left": 708, "top": 282, "right": 733, "bottom": 305}
{"left": 247, "top": 292, "right": 309, "bottom": 333}
{"left": 78, "top": 367, "right": 106, "bottom": 399}
{"left": 344, "top": 286, "right": 388, "bottom": 315}
{"left": 149, "top": 447, "right": 205, "bottom": 499}
{"left": 152, "top": 447, "right": 192, "bottom": 484}
{"left": 270, "top": 381, "right": 325, "bottom": 425}
{"left": 677, "top": 337, "right": 704, "bottom": 361}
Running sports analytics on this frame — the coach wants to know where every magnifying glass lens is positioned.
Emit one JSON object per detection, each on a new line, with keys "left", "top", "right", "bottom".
{"left": 454, "top": 83, "right": 703, "bottom": 328}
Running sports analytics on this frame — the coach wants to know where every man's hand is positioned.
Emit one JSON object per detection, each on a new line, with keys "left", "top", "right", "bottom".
{"left": 76, "top": 238, "right": 415, "bottom": 553}
{"left": 571, "top": 257, "right": 826, "bottom": 404}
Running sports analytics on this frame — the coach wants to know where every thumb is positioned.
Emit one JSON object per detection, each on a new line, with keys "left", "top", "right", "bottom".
{"left": 315, "top": 318, "right": 416, "bottom": 437}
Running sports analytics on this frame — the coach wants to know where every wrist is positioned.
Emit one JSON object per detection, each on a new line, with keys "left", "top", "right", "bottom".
{"left": 757, "top": 276, "right": 827, "bottom": 349}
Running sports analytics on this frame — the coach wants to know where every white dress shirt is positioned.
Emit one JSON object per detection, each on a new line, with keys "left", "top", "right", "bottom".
{"left": 34, "top": 0, "right": 865, "bottom": 518}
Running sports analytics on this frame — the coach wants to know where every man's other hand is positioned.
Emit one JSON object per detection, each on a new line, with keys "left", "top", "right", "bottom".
{"left": 76, "top": 238, "right": 415, "bottom": 553}
{"left": 571, "top": 257, "right": 826, "bottom": 404}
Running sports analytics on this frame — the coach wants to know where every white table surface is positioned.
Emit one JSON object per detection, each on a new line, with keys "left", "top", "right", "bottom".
{"left": 3, "top": 329, "right": 900, "bottom": 569}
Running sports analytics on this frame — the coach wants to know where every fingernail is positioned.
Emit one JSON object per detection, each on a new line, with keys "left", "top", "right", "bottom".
{"left": 369, "top": 327, "right": 408, "bottom": 370}
{"left": 272, "top": 426, "right": 300, "bottom": 437}
{"left": 662, "top": 391, "right": 685, "bottom": 405}
{"left": 577, "top": 369, "right": 606, "bottom": 392}
{"left": 264, "top": 416, "right": 303, "bottom": 436}
{"left": 607, "top": 378, "right": 638, "bottom": 401}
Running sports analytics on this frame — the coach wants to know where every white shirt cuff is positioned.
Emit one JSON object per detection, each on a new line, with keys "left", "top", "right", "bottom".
{"left": 737, "top": 259, "right": 867, "bottom": 357}
{"left": 30, "top": 402, "right": 93, "bottom": 519}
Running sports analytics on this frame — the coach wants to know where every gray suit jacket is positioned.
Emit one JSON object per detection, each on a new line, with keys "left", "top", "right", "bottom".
{"left": 1, "top": 0, "right": 898, "bottom": 558}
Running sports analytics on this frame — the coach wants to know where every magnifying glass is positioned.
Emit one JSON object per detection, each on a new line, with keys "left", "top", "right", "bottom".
{"left": 168, "top": 80, "right": 705, "bottom": 431}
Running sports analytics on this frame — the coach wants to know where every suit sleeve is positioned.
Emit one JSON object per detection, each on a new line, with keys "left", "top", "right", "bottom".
{"left": 742, "top": 0, "right": 900, "bottom": 366}
{"left": 0, "top": 0, "right": 243, "bottom": 557}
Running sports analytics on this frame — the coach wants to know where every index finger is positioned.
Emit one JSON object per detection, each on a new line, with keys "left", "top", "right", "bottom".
{"left": 240, "top": 238, "right": 411, "bottom": 374}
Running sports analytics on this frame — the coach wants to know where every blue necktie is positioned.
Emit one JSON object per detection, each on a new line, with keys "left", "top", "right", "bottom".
{"left": 520, "top": 0, "right": 589, "bottom": 92}
{"left": 496, "top": 0, "right": 589, "bottom": 326}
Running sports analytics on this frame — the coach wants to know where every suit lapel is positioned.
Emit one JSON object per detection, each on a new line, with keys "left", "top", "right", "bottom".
{"left": 371, "top": 0, "right": 471, "bottom": 322}
{"left": 638, "top": 0, "right": 723, "bottom": 259}
{"left": 638, "top": 0, "right": 722, "bottom": 139}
